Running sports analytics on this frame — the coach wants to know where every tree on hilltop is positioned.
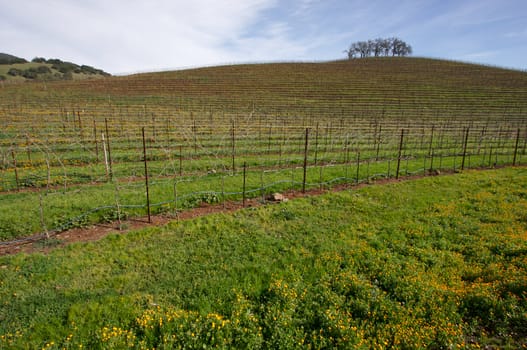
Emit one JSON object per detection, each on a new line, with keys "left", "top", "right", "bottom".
{"left": 345, "top": 37, "right": 412, "bottom": 59}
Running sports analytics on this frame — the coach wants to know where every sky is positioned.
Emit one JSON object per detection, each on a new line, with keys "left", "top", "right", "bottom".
{"left": 1, "top": 0, "right": 526, "bottom": 74}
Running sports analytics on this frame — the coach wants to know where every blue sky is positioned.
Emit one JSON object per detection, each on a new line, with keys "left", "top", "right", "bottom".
{"left": 1, "top": 0, "right": 526, "bottom": 74}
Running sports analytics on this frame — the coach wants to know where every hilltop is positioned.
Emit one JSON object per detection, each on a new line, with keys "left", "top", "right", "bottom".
{"left": 0, "top": 53, "right": 110, "bottom": 82}
{"left": 0, "top": 53, "right": 27, "bottom": 64}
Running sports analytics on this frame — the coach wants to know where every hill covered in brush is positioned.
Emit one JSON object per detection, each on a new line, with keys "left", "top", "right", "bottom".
{"left": 0, "top": 54, "right": 110, "bottom": 82}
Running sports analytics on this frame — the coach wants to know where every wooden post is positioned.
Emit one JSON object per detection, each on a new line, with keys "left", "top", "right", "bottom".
{"left": 142, "top": 127, "right": 152, "bottom": 223}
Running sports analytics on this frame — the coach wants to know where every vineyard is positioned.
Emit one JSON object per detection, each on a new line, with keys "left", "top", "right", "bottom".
{"left": 1, "top": 57, "right": 527, "bottom": 348}
{"left": 1, "top": 57, "right": 527, "bottom": 244}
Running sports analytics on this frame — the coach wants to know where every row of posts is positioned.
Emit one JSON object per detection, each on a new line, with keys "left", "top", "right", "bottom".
{"left": 6, "top": 126, "right": 525, "bottom": 222}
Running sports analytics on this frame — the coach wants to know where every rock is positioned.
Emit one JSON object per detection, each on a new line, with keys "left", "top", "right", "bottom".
{"left": 268, "top": 193, "right": 288, "bottom": 202}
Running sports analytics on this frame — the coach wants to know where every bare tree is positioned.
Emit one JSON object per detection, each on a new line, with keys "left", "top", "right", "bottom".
{"left": 346, "top": 37, "right": 412, "bottom": 59}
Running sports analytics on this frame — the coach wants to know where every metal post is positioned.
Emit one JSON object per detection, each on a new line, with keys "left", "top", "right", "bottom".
{"left": 513, "top": 128, "right": 520, "bottom": 166}
{"left": 356, "top": 150, "right": 361, "bottom": 184}
{"left": 302, "top": 128, "right": 309, "bottom": 193}
{"left": 396, "top": 129, "right": 405, "bottom": 179}
{"left": 231, "top": 119, "right": 236, "bottom": 174}
{"left": 11, "top": 149, "right": 19, "bottom": 192}
{"left": 93, "top": 120, "right": 99, "bottom": 162}
{"left": 242, "top": 162, "right": 247, "bottom": 207}
{"left": 461, "top": 127, "right": 470, "bottom": 170}
{"left": 142, "top": 127, "right": 152, "bottom": 223}
{"left": 105, "top": 118, "right": 113, "bottom": 180}
{"left": 179, "top": 145, "right": 183, "bottom": 176}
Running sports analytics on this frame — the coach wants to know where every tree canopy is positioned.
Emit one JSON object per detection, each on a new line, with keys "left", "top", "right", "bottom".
{"left": 345, "top": 38, "right": 412, "bottom": 59}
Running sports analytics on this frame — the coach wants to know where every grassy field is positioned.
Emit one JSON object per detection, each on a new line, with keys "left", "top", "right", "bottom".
{"left": 0, "top": 167, "right": 526, "bottom": 349}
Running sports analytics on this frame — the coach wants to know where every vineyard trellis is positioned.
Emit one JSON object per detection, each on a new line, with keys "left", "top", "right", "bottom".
{"left": 0, "top": 112, "right": 526, "bottom": 246}
{"left": 1, "top": 58, "right": 527, "bottom": 245}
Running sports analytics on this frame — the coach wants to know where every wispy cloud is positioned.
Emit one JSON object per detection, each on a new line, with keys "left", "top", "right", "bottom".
{"left": 0, "top": 0, "right": 280, "bottom": 73}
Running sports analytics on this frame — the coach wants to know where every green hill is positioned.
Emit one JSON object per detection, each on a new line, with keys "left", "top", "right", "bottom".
{"left": 0, "top": 54, "right": 110, "bottom": 82}
{"left": 0, "top": 53, "right": 27, "bottom": 64}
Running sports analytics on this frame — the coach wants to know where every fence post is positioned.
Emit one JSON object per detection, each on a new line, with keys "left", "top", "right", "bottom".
{"left": 231, "top": 119, "right": 236, "bottom": 174}
{"left": 93, "top": 120, "right": 99, "bottom": 162}
{"left": 39, "top": 191, "right": 49, "bottom": 239}
{"left": 173, "top": 181, "right": 179, "bottom": 220}
{"left": 513, "top": 128, "right": 520, "bottom": 166}
{"left": 356, "top": 150, "right": 361, "bottom": 184}
{"left": 221, "top": 175, "right": 226, "bottom": 209}
{"left": 242, "top": 162, "right": 247, "bottom": 207}
{"left": 428, "top": 125, "right": 435, "bottom": 173}
{"left": 302, "top": 128, "right": 309, "bottom": 193}
{"left": 105, "top": 118, "right": 113, "bottom": 180}
{"left": 142, "top": 127, "right": 152, "bottom": 223}
{"left": 314, "top": 122, "right": 319, "bottom": 166}
{"left": 260, "top": 170, "right": 265, "bottom": 202}
{"left": 179, "top": 145, "right": 183, "bottom": 176}
{"left": 26, "top": 135, "right": 32, "bottom": 165}
{"left": 102, "top": 133, "right": 109, "bottom": 180}
{"left": 396, "top": 129, "right": 405, "bottom": 179}
{"left": 11, "top": 149, "right": 19, "bottom": 191}
{"left": 376, "top": 125, "right": 382, "bottom": 161}
{"left": 461, "top": 127, "right": 470, "bottom": 170}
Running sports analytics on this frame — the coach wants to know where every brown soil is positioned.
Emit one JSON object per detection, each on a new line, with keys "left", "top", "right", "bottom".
{"left": 0, "top": 171, "right": 452, "bottom": 256}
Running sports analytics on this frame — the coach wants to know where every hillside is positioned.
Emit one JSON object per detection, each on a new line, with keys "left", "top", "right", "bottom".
{"left": 0, "top": 54, "right": 110, "bottom": 82}
{"left": 2, "top": 57, "right": 526, "bottom": 121}
{"left": 0, "top": 53, "right": 27, "bottom": 64}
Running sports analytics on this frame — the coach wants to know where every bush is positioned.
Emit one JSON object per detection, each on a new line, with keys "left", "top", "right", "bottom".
{"left": 31, "top": 57, "right": 47, "bottom": 63}
{"left": 7, "top": 68, "right": 22, "bottom": 76}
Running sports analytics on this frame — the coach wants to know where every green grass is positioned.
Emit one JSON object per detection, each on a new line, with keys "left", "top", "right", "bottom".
{"left": 1, "top": 167, "right": 526, "bottom": 349}
{"left": 1, "top": 150, "right": 518, "bottom": 241}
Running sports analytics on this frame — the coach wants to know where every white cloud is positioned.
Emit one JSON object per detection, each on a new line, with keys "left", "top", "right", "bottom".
{"left": 0, "top": 0, "right": 281, "bottom": 73}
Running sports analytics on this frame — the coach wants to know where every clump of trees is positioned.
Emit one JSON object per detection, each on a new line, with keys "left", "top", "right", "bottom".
{"left": 0, "top": 53, "right": 27, "bottom": 65}
{"left": 8, "top": 66, "right": 54, "bottom": 79}
{"left": 345, "top": 37, "right": 412, "bottom": 59}
{"left": 31, "top": 57, "right": 110, "bottom": 76}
